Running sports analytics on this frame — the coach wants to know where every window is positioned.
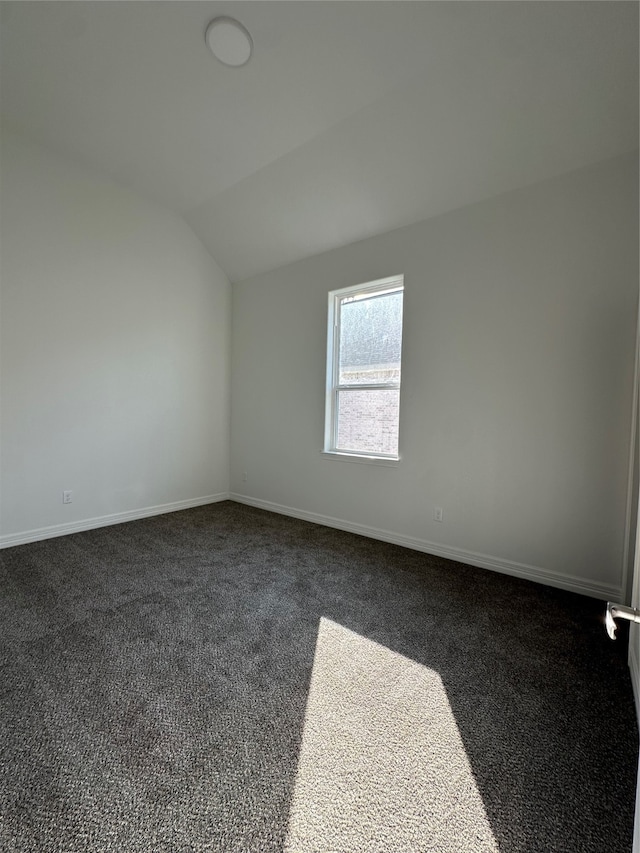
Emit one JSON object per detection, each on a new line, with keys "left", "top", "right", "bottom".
{"left": 324, "top": 275, "right": 404, "bottom": 460}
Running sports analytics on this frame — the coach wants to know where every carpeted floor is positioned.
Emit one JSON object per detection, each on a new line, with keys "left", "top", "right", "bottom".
{"left": 0, "top": 501, "right": 637, "bottom": 852}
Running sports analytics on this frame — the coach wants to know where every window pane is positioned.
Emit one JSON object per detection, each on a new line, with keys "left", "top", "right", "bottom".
{"left": 336, "top": 389, "right": 400, "bottom": 456}
{"left": 338, "top": 291, "right": 403, "bottom": 386}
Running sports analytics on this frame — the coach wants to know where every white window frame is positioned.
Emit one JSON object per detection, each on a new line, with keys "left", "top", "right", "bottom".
{"left": 323, "top": 274, "right": 404, "bottom": 462}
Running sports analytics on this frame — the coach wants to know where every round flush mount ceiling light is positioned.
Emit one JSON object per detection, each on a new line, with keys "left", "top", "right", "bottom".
{"left": 205, "top": 17, "right": 253, "bottom": 67}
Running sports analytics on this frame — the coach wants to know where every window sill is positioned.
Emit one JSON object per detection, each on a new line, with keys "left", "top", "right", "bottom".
{"left": 320, "top": 450, "right": 401, "bottom": 467}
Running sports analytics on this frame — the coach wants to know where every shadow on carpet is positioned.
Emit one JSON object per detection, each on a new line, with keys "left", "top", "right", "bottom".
{"left": 0, "top": 501, "right": 636, "bottom": 852}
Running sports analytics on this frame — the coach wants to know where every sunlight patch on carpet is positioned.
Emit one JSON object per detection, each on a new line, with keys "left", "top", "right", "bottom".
{"left": 284, "top": 617, "right": 499, "bottom": 853}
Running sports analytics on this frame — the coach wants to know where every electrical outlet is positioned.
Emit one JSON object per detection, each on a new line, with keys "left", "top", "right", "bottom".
{"left": 434, "top": 506, "right": 443, "bottom": 522}
{"left": 242, "top": 472, "right": 248, "bottom": 482}
{"left": 63, "top": 490, "right": 73, "bottom": 504}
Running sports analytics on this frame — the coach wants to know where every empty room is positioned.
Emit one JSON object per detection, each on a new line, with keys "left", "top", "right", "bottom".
{"left": 1, "top": 1, "right": 639, "bottom": 851}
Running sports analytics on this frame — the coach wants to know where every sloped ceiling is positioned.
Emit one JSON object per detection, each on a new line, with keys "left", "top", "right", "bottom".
{"left": 1, "top": 1, "right": 638, "bottom": 282}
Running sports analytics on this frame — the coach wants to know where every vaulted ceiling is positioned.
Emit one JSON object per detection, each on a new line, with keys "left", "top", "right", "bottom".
{"left": 1, "top": 1, "right": 637, "bottom": 282}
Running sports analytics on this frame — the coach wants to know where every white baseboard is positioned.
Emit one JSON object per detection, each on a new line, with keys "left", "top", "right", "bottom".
{"left": 3, "top": 490, "right": 622, "bottom": 601}
{"left": 0, "top": 493, "right": 230, "bottom": 549}
{"left": 229, "top": 492, "right": 621, "bottom": 601}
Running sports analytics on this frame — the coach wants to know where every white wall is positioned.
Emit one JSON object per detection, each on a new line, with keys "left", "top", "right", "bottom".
{"left": 0, "top": 133, "right": 231, "bottom": 544}
{"left": 230, "top": 153, "right": 639, "bottom": 599}
{"left": 2, "top": 134, "right": 636, "bottom": 597}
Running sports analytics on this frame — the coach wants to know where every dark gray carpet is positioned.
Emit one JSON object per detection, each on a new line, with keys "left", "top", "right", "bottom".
{"left": 0, "top": 501, "right": 637, "bottom": 852}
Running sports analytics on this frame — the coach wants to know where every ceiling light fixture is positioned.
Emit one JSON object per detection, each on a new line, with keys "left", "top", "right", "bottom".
{"left": 205, "top": 17, "right": 253, "bottom": 67}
